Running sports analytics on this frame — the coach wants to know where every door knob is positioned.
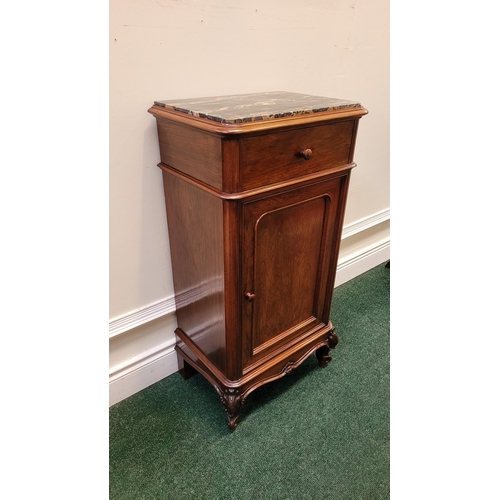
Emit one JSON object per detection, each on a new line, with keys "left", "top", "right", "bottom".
{"left": 245, "top": 292, "right": 256, "bottom": 302}
{"left": 299, "top": 148, "right": 313, "bottom": 160}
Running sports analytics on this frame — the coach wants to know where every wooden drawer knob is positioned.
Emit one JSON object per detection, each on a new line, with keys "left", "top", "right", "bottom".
{"left": 245, "top": 292, "right": 256, "bottom": 302}
{"left": 299, "top": 148, "right": 313, "bottom": 160}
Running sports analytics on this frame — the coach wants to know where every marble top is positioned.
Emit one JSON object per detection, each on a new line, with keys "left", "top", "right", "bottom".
{"left": 154, "top": 91, "right": 362, "bottom": 124}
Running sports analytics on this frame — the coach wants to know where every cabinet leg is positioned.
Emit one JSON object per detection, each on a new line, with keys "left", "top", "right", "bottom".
{"left": 177, "top": 353, "right": 198, "bottom": 380}
{"left": 315, "top": 328, "right": 339, "bottom": 368}
{"left": 218, "top": 388, "right": 244, "bottom": 431}
{"left": 316, "top": 345, "right": 332, "bottom": 368}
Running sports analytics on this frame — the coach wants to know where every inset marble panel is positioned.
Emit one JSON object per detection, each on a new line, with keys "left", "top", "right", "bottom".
{"left": 154, "top": 91, "right": 361, "bottom": 124}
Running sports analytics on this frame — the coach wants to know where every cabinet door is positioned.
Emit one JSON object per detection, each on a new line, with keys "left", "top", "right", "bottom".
{"left": 241, "top": 176, "right": 348, "bottom": 373}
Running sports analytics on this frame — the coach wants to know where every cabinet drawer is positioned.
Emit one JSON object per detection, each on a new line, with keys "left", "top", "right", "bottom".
{"left": 239, "top": 120, "right": 355, "bottom": 190}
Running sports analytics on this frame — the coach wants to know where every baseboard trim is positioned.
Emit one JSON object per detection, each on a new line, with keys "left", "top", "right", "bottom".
{"left": 335, "top": 238, "right": 390, "bottom": 287}
{"left": 109, "top": 338, "right": 178, "bottom": 407}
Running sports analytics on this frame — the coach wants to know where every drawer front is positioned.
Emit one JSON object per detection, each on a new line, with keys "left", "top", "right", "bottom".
{"left": 239, "top": 120, "right": 354, "bottom": 190}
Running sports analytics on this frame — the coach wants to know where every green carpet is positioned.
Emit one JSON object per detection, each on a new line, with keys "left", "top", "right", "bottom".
{"left": 109, "top": 262, "right": 390, "bottom": 499}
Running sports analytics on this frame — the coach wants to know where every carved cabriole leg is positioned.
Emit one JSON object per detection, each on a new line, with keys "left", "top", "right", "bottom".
{"left": 315, "top": 327, "right": 339, "bottom": 368}
{"left": 315, "top": 345, "right": 332, "bottom": 368}
{"left": 218, "top": 388, "right": 244, "bottom": 431}
{"left": 328, "top": 328, "right": 339, "bottom": 349}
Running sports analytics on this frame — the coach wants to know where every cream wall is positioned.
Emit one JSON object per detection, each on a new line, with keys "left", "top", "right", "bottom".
{"left": 110, "top": 0, "right": 389, "bottom": 405}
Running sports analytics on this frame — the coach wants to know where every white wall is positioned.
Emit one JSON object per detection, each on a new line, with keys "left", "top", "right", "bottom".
{"left": 109, "top": 0, "right": 390, "bottom": 405}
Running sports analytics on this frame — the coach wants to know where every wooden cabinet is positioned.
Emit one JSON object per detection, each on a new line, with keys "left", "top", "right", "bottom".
{"left": 148, "top": 92, "right": 367, "bottom": 429}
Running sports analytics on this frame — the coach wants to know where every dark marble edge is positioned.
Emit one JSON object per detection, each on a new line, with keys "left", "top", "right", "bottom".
{"left": 152, "top": 101, "right": 362, "bottom": 124}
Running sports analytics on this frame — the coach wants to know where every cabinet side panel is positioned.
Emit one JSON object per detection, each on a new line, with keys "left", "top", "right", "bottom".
{"left": 157, "top": 119, "right": 222, "bottom": 190}
{"left": 163, "top": 172, "right": 226, "bottom": 374}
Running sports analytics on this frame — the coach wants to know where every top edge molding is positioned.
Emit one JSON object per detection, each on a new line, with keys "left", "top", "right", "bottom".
{"left": 148, "top": 91, "right": 367, "bottom": 135}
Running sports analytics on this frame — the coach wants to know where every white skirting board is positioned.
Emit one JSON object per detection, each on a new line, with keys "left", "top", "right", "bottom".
{"left": 335, "top": 238, "right": 390, "bottom": 287}
{"left": 109, "top": 338, "right": 178, "bottom": 407}
{"left": 109, "top": 209, "right": 390, "bottom": 407}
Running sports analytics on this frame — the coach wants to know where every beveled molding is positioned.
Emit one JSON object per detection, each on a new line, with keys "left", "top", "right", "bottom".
{"left": 176, "top": 323, "right": 338, "bottom": 430}
{"left": 148, "top": 104, "right": 368, "bottom": 135}
{"left": 175, "top": 323, "right": 333, "bottom": 391}
{"left": 157, "top": 161, "right": 356, "bottom": 201}
{"left": 251, "top": 316, "right": 317, "bottom": 356}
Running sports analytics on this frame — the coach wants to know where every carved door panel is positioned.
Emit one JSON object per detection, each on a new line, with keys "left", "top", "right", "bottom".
{"left": 241, "top": 177, "right": 346, "bottom": 374}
